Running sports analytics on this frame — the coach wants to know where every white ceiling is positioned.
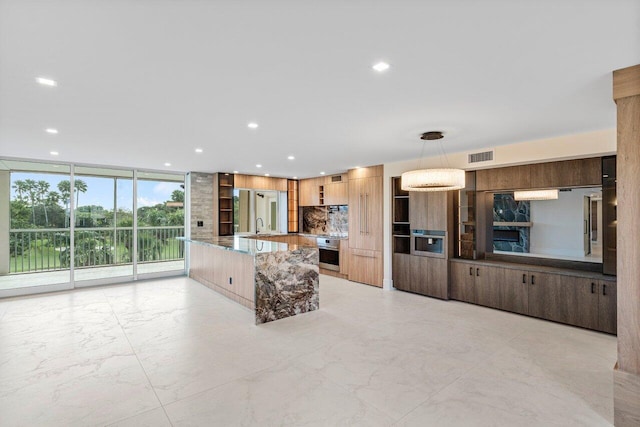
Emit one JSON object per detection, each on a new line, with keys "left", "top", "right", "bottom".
{"left": 1, "top": 0, "right": 639, "bottom": 178}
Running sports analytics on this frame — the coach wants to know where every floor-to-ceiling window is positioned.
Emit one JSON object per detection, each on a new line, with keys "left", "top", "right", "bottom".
{"left": 0, "top": 159, "right": 185, "bottom": 297}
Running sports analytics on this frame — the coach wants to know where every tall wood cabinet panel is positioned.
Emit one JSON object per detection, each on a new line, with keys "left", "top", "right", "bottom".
{"left": 348, "top": 165, "right": 383, "bottom": 287}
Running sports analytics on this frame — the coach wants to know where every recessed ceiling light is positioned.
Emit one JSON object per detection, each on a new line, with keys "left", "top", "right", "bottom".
{"left": 320, "top": 171, "right": 325, "bottom": 175}
{"left": 164, "top": 162, "right": 171, "bottom": 167}
{"left": 50, "top": 151, "right": 59, "bottom": 156}
{"left": 248, "top": 122, "right": 259, "bottom": 129}
{"left": 264, "top": 173, "right": 270, "bottom": 177}
{"left": 256, "top": 164, "right": 262, "bottom": 168}
{"left": 293, "top": 176, "right": 298, "bottom": 179}
{"left": 45, "top": 128, "right": 58, "bottom": 134}
{"left": 233, "top": 170, "right": 239, "bottom": 174}
{"left": 372, "top": 62, "right": 390, "bottom": 72}
{"left": 287, "top": 155, "right": 295, "bottom": 160}
{"left": 36, "top": 77, "right": 57, "bottom": 86}
{"left": 195, "top": 148, "right": 203, "bottom": 153}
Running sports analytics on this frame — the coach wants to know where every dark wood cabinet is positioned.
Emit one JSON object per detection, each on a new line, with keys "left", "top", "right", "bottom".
{"left": 392, "top": 253, "right": 412, "bottom": 292}
{"left": 500, "top": 268, "right": 529, "bottom": 315}
{"left": 450, "top": 260, "right": 475, "bottom": 303}
{"left": 598, "top": 280, "right": 617, "bottom": 334}
{"left": 474, "top": 265, "right": 502, "bottom": 309}
{"left": 528, "top": 273, "right": 599, "bottom": 330}
{"left": 409, "top": 191, "right": 452, "bottom": 231}
{"left": 394, "top": 254, "right": 448, "bottom": 299}
{"left": 476, "top": 165, "right": 531, "bottom": 191}
{"left": 450, "top": 261, "right": 615, "bottom": 334}
{"left": 529, "top": 158, "right": 601, "bottom": 188}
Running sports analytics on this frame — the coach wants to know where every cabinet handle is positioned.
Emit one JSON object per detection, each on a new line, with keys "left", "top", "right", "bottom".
{"left": 603, "top": 284, "right": 607, "bottom": 296}
{"left": 365, "top": 193, "right": 369, "bottom": 234}
{"left": 531, "top": 275, "right": 535, "bottom": 285}
{"left": 359, "top": 194, "right": 363, "bottom": 234}
{"left": 476, "top": 268, "right": 480, "bottom": 277}
{"left": 469, "top": 267, "right": 473, "bottom": 276}
{"left": 522, "top": 273, "right": 526, "bottom": 284}
{"left": 591, "top": 282, "right": 595, "bottom": 294}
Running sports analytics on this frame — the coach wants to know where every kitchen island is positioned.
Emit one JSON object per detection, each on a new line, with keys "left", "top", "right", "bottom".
{"left": 180, "top": 236, "right": 319, "bottom": 324}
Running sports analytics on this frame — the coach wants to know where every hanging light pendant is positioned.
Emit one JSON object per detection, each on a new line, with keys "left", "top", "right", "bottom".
{"left": 513, "top": 189, "right": 559, "bottom": 201}
{"left": 401, "top": 131, "right": 466, "bottom": 192}
{"left": 401, "top": 168, "right": 466, "bottom": 192}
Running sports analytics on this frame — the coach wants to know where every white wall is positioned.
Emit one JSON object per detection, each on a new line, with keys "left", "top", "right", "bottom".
{"left": 382, "top": 128, "right": 616, "bottom": 290}
{"left": 529, "top": 188, "right": 594, "bottom": 258}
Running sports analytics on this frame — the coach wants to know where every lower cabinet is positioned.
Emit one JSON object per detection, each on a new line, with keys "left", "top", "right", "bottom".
{"left": 393, "top": 254, "right": 448, "bottom": 299}
{"left": 450, "top": 260, "right": 617, "bottom": 334}
{"left": 349, "top": 248, "right": 383, "bottom": 287}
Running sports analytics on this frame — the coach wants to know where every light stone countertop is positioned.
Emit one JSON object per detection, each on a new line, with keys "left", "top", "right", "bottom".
{"left": 177, "top": 236, "right": 316, "bottom": 256}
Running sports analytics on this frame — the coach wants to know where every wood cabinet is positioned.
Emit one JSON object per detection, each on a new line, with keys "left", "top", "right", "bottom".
{"left": 476, "top": 165, "right": 531, "bottom": 191}
{"left": 348, "top": 174, "right": 382, "bottom": 252}
{"left": 234, "top": 174, "right": 288, "bottom": 191}
{"left": 598, "top": 280, "right": 617, "bottom": 334}
{"left": 324, "top": 181, "right": 348, "bottom": 205}
{"left": 348, "top": 165, "right": 383, "bottom": 287}
{"left": 393, "top": 254, "right": 448, "bottom": 299}
{"left": 529, "top": 158, "right": 601, "bottom": 188}
{"left": 409, "top": 191, "right": 454, "bottom": 231}
{"left": 450, "top": 261, "right": 476, "bottom": 302}
{"left": 527, "top": 272, "right": 599, "bottom": 330}
{"left": 348, "top": 248, "right": 382, "bottom": 286}
{"left": 299, "top": 177, "right": 321, "bottom": 206}
{"left": 450, "top": 260, "right": 617, "bottom": 333}
{"left": 475, "top": 158, "right": 601, "bottom": 191}
{"left": 299, "top": 174, "right": 348, "bottom": 206}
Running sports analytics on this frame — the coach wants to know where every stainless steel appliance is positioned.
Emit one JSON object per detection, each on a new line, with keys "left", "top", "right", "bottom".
{"left": 411, "top": 230, "right": 446, "bottom": 257}
{"left": 317, "top": 238, "right": 340, "bottom": 271}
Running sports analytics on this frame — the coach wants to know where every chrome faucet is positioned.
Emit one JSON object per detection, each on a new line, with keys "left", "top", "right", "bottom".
{"left": 256, "top": 217, "right": 264, "bottom": 234}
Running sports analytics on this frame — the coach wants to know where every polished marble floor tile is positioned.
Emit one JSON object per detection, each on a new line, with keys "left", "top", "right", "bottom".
{"left": 0, "top": 274, "right": 616, "bottom": 426}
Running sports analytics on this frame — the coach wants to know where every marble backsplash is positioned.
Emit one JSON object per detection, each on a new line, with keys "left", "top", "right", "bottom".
{"left": 302, "top": 205, "right": 348, "bottom": 236}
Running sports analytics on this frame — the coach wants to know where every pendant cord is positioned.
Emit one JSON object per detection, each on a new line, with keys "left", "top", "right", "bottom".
{"left": 438, "top": 140, "right": 451, "bottom": 168}
{"left": 418, "top": 140, "right": 427, "bottom": 169}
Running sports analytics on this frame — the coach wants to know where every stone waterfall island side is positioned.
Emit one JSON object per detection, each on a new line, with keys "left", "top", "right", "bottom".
{"left": 179, "top": 236, "right": 319, "bottom": 324}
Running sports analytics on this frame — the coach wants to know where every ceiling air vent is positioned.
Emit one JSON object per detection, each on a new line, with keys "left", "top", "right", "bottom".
{"left": 468, "top": 150, "right": 494, "bottom": 164}
{"left": 331, "top": 175, "right": 342, "bottom": 182}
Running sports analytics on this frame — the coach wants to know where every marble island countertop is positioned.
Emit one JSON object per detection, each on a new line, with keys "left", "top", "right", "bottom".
{"left": 237, "top": 232, "right": 349, "bottom": 240}
{"left": 178, "top": 236, "right": 313, "bottom": 255}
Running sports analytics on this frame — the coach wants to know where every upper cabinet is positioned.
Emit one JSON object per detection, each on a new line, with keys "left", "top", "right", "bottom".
{"left": 476, "top": 165, "right": 531, "bottom": 191}
{"left": 529, "top": 158, "right": 601, "bottom": 188}
{"left": 476, "top": 158, "right": 601, "bottom": 191}
{"left": 234, "top": 174, "right": 287, "bottom": 191}
{"left": 409, "top": 191, "right": 452, "bottom": 231}
{"left": 299, "top": 174, "right": 348, "bottom": 206}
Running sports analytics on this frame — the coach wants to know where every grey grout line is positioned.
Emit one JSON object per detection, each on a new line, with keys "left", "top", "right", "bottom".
{"left": 101, "top": 287, "right": 175, "bottom": 427}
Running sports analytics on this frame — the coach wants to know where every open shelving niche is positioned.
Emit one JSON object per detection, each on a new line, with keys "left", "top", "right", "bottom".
{"left": 217, "top": 173, "right": 234, "bottom": 236}
{"left": 392, "top": 177, "right": 410, "bottom": 254}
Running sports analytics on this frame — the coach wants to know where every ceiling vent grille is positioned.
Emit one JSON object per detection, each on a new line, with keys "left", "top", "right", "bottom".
{"left": 468, "top": 150, "right": 494, "bottom": 164}
{"left": 331, "top": 175, "right": 342, "bottom": 182}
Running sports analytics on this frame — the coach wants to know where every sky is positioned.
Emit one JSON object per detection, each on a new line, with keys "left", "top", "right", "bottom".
{"left": 10, "top": 172, "right": 183, "bottom": 210}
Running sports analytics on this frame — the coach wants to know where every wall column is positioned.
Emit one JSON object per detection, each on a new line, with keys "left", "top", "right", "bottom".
{"left": 613, "top": 63, "right": 640, "bottom": 426}
{"left": 0, "top": 171, "right": 9, "bottom": 275}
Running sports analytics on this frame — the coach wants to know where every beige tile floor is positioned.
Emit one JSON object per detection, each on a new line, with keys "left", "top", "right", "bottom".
{"left": 0, "top": 275, "right": 616, "bottom": 426}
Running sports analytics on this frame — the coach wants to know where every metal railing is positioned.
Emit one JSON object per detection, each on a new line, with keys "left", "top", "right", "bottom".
{"left": 9, "top": 226, "right": 184, "bottom": 274}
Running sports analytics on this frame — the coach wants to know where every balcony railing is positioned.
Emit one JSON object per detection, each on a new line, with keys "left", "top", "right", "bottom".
{"left": 9, "top": 226, "right": 184, "bottom": 274}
